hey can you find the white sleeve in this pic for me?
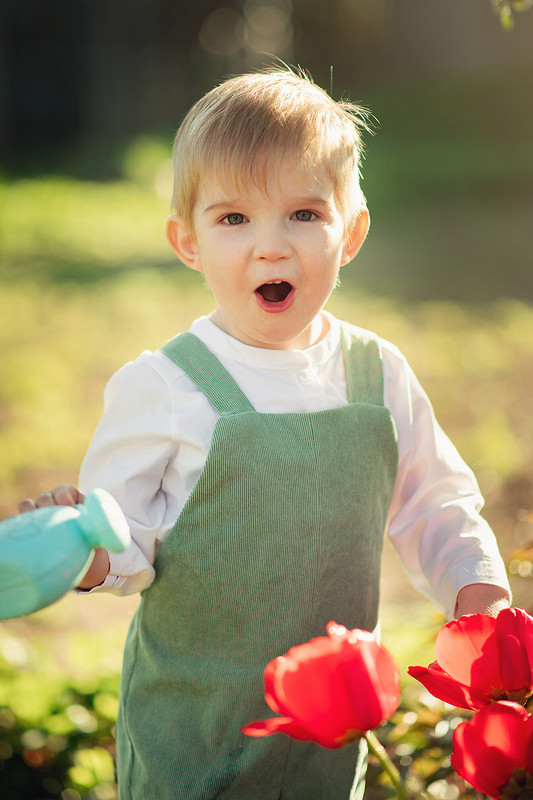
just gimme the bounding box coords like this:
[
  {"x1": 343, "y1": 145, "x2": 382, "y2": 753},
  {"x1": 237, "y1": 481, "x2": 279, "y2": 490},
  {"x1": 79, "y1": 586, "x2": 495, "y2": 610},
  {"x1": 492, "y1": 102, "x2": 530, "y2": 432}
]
[
  {"x1": 78, "y1": 358, "x2": 179, "y2": 595},
  {"x1": 383, "y1": 345, "x2": 510, "y2": 620}
]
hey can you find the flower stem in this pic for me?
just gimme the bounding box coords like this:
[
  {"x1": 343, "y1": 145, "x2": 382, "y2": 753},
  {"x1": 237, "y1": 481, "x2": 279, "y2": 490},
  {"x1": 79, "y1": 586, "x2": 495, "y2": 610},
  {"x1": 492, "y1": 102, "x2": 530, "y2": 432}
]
[{"x1": 365, "y1": 729, "x2": 409, "y2": 800}]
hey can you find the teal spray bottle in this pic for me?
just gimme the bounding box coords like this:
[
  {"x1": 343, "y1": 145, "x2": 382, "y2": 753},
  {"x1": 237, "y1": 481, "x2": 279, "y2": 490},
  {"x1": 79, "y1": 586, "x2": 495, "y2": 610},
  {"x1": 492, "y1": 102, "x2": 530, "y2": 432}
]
[{"x1": 0, "y1": 489, "x2": 130, "y2": 620}]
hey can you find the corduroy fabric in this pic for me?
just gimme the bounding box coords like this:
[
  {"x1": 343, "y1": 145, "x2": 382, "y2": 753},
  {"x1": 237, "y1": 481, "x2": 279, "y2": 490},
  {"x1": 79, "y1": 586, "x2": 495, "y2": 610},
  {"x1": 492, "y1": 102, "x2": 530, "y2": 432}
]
[{"x1": 116, "y1": 325, "x2": 398, "y2": 800}]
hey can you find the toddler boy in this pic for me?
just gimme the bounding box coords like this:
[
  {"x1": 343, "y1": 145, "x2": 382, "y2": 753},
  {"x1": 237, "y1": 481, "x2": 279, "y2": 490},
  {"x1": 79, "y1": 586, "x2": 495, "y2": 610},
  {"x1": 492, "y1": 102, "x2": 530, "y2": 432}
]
[{"x1": 22, "y1": 68, "x2": 510, "y2": 799}]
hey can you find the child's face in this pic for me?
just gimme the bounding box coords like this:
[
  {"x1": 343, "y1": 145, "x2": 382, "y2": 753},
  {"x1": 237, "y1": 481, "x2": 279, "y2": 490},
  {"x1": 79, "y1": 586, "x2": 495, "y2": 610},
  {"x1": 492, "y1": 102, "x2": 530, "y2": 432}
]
[{"x1": 167, "y1": 159, "x2": 368, "y2": 350}]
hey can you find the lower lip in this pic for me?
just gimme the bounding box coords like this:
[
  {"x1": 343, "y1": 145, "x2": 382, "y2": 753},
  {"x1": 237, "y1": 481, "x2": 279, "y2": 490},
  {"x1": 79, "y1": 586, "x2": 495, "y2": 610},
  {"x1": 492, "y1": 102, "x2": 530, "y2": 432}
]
[{"x1": 255, "y1": 287, "x2": 295, "y2": 314}]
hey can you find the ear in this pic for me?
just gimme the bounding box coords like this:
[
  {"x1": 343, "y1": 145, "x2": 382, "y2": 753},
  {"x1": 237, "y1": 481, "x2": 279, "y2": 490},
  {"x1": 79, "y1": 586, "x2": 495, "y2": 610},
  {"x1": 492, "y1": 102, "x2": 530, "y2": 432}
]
[
  {"x1": 341, "y1": 208, "x2": 370, "y2": 266},
  {"x1": 166, "y1": 215, "x2": 203, "y2": 272}
]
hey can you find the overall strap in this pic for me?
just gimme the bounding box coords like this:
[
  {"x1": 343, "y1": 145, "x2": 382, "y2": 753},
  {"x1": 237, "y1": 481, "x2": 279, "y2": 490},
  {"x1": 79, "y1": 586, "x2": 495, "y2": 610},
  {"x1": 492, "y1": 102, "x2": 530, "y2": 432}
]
[
  {"x1": 160, "y1": 333, "x2": 255, "y2": 415},
  {"x1": 340, "y1": 327, "x2": 384, "y2": 406}
]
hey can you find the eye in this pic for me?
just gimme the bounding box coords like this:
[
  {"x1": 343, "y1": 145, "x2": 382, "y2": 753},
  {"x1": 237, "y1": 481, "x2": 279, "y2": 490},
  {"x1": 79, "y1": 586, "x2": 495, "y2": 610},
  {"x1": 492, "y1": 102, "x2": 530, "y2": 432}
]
[
  {"x1": 293, "y1": 209, "x2": 315, "y2": 222},
  {"x1": 223, "y1": 213, "x2": 245, "y2": 225}
]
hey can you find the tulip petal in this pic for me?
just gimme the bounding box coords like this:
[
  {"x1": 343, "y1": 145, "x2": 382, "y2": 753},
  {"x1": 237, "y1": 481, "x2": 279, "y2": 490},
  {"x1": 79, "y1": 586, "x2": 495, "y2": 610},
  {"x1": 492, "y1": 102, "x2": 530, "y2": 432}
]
[
  {"x1": 263, "y1": 657, "x2": 287, "y2": 715},
  {"x1": 407, "y1": 663, "x2": 488, "y2": 710},
  {"x1": 451, "y1": 702, "x2": 533, "y2": 798},
  {"x1": 527, "y1": 728, "x2": 533, "y2": 774},
  {"x1": 340, "y1": 638, "x2": 400, "y2": 729},
  {"x1": 496, "y1": 608, "x2": 533, "y2": 696},
  {"x1": 434, "y1": 614, "x2": 501, "y2": 694},
  {"x1": 326, "y1": 621, "x2": 349, "y2": 637},
  {"x1": 242, "y1": 716, "x2": 313, "y2": 742},
  {"x1": 263, "y1": 634, "x2": 356, "y2": 743},
  {"x1": 242, "y1": 714, "x2": 351, "y2": 749}
]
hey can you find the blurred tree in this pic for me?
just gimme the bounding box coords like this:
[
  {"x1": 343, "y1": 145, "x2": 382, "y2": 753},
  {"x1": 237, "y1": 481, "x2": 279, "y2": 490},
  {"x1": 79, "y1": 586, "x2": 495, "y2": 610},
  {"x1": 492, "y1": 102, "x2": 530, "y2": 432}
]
[
  {"x1": 1, "y1": 0, "x2": 90, "y2": 156},
  {"x1": 2, "y1": 0, "x2": 532, "y2": 165}
]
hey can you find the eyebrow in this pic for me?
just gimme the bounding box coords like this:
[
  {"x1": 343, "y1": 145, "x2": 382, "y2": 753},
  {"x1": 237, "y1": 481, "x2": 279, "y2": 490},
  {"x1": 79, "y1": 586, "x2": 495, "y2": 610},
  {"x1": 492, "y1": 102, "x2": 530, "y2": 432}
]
[
  {"x1": 202, "y1": 195, "x2": 331, "y2": 215},
  {"x1": 203, "y1": 201, "x2": 239, "y2": 215}
]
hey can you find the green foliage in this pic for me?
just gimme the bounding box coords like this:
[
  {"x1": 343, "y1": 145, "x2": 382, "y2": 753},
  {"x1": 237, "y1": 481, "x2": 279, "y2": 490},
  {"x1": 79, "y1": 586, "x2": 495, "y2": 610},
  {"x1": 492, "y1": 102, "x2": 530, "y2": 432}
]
[
  {"x1": 0, "y1": 599, "x2": 125, "y2": 800},
  {"x1": 492, "y1": 0, "x2": 533, "y2": 29},
  {"x1": 365, "y1": 702, "x2": 479, "y2": 800},
  {"x1": 0, "y1": 175, "x2": 171, "y2": 284},
  {"x1": 355, "y1": 68, "x2": 533, "y2": 304}
]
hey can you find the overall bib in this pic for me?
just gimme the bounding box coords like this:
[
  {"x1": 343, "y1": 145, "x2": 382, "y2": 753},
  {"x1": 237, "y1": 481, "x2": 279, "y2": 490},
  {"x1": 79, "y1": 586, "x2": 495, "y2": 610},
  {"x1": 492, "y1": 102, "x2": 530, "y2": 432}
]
[{"x1": 116, "y1": 326, "x2": 398, "y2": 800}]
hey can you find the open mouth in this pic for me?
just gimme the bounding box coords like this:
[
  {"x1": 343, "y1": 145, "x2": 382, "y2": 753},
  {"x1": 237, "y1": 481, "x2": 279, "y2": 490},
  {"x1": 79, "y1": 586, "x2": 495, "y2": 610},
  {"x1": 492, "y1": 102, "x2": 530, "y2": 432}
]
[{"x1": 255, "y1": 280, "x2": 293, "y2": 303}]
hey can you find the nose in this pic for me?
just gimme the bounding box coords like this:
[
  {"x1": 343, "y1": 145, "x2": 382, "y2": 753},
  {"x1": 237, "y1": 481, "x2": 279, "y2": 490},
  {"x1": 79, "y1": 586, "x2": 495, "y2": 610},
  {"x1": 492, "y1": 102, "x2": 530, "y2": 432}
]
[{"x1": 252, "y1": 220, "x2": 291, "y2": 262}]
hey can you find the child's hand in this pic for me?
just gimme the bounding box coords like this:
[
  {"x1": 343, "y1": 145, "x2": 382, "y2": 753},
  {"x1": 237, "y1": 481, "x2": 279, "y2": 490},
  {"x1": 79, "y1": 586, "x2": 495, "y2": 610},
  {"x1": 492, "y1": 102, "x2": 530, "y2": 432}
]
[
  {"x1": 454, "y1": 582, "x2": 511, "y2": 618},
  {"x1": 18, "y1": 484, "x2": 110, "y2": 590},
  {"x1": 18, "y1": 483, "x2": 84, "y2": 512}
]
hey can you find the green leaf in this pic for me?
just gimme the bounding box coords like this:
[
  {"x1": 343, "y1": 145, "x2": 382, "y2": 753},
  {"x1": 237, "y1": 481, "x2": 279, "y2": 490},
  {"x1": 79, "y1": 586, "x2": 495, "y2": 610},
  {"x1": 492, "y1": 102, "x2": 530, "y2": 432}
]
[{"x1": 500, "y1": 6, "x2": 516, "y2": 28}]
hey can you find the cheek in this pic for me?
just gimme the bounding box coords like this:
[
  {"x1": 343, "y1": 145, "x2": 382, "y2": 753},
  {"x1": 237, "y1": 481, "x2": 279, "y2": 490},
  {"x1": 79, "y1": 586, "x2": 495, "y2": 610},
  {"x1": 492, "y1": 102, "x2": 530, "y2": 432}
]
[
  {"x1": 322, "y1": 233, "x2": 347, "y2": 264},
  {"x1": 303, "y1": 225, "x2": 340, "y2": 256}
]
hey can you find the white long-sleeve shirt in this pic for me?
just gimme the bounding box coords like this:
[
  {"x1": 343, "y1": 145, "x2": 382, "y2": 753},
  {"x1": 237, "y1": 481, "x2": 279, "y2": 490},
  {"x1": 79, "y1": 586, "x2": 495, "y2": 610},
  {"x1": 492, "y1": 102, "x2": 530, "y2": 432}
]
[{"x1": 79, "y1": 312, "x2": 510, "y2": 620}]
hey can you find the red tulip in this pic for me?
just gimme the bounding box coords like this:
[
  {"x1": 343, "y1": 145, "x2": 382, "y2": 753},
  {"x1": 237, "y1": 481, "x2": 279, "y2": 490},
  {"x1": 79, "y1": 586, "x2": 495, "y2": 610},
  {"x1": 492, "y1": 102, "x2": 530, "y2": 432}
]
[
  {"x1": 451, "y1": 701, "x2": 533, "y2": 798},
  {"x1": 242, "y1": 621, "x2": 400, "y2": 749},
  {"x1": 408, "y1": 607, "x2": 533, "y2": 711}
]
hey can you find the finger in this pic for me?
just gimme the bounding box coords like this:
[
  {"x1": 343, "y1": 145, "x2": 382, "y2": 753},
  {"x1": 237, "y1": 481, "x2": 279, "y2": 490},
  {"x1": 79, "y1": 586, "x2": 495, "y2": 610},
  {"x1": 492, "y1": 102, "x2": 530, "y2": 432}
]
[
  {"x1": 35, "y1": 492, "x2": 56, "y2": 508},
  {"x1": 51, "y1": 484, "x2": 84, "y2": 506},
  {"x1": 18, "y1": 499, "x2": 36, "y2": 514}
]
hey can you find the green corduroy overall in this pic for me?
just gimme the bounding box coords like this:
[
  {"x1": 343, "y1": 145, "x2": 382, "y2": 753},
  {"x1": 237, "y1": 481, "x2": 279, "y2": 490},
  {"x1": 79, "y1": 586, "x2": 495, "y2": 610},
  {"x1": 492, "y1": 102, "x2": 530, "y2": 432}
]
[{"x1": 116, "y1": 325, "x2": 398, "y2": 800}]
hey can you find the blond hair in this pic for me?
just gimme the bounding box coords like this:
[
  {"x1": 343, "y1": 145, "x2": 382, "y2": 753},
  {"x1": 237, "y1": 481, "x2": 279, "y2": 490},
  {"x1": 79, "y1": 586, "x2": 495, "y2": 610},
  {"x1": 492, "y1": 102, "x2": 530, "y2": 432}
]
[{"x1": 171, "y1": 67, "x2": 371, "y2": 233}]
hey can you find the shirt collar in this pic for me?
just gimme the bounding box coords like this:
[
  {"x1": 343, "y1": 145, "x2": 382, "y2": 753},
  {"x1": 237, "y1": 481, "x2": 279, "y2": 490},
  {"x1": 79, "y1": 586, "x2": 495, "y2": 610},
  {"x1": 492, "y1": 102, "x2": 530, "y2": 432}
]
[{"x1": 190, "y1": 311, "x2": 341, "y2": 371}]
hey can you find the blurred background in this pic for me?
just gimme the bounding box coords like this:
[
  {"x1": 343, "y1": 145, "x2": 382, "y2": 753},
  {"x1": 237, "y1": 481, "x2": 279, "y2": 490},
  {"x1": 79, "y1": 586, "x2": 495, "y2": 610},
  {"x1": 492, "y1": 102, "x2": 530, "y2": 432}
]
[{"x1": 1, "y1": 1, "x2": 533, "y2": 797}]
